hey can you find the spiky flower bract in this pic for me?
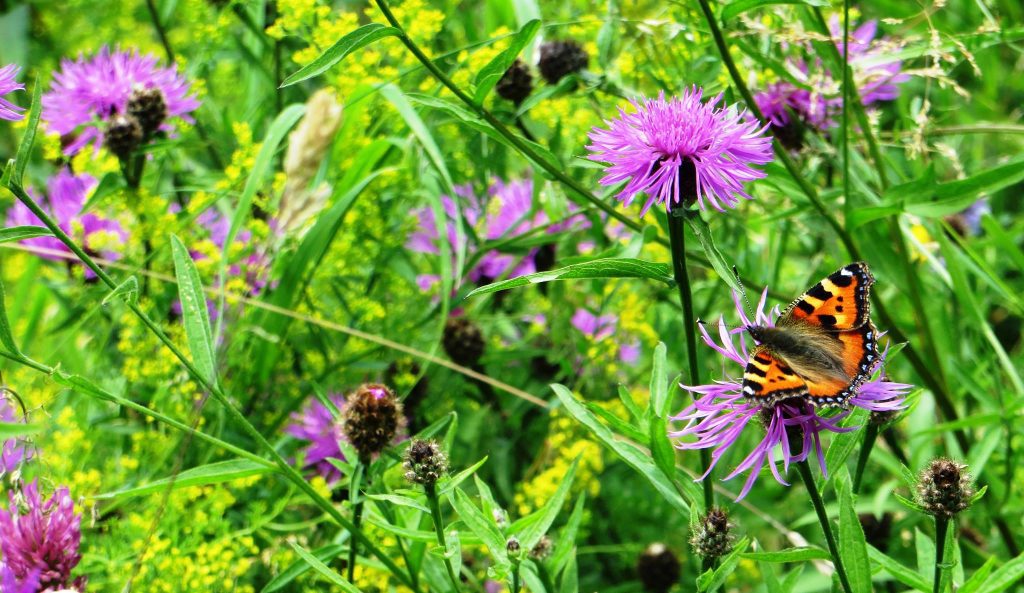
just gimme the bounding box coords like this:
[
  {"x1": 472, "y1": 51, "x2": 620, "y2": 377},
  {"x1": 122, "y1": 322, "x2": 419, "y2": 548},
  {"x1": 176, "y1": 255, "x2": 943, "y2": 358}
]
[
  {"x1": 690, "y1": 507, "x2": 734, "y2": 559},
  {"x1": 42, "y1": 46, "x2": 200, "y2": 155},
  {"x1": 669, "y1": 288, "x2": 910, "y2": 500},
  {"x1": 342, "y1": 383, "x2": 404, "y2": 461},
  {"x1": 0, "y1": 481, "x2": 84, "y2": 592},
  {"x1": 0, "y1": 64, "x2": 25, "y2": 121},
  {"x1": 403, "y1": 439, "x2": 449, "y2": 486},
  {"x1": 285, "y1": 393, "x2": 348, "y2": 484},
  {"x1": 917, "y1": 458, "x2": 975, "y2": 518},
  {"x1": 587, "y1": 88, "x2": 773, "y2": 215}
]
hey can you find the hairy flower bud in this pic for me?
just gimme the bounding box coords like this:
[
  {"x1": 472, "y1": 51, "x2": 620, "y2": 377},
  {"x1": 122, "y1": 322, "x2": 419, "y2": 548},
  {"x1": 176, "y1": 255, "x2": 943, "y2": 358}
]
[
  {"x1": 126, "y1": 85, "x2": 168, "y2": 137},
  {"x1": 403, "y1": 439, "x2": 448, "y2": 487},
  {"x1": 690, "y1": 507, "x2": 734, "y2": 559},
  {"x1": 636, "y1": 542, "x2": 680, "y2": 593},
  {"x1": 529, "y1": 535, "x2": 553, "y2": 560},
  {"x1": 495, "y1": 59, "x2": 533, "y2": 105},
  {"x1": 442, "y1": 317, "x2": 485, "y2": 368},
  {"x1": 104, "y1": 114, "x2": 143, "y2": 159},
  {"x1": 917, "y1": 458, "x2": 974, "y2": 518},
  {"x1": 342, "y1": 384, "x2": 403, "y2": 461},
  {"x1": 506, "y1": 536, "x2": 521, "y2": 555},
  {"x1": 537, "y1": 40, "x2": 589, "y2": 84}
]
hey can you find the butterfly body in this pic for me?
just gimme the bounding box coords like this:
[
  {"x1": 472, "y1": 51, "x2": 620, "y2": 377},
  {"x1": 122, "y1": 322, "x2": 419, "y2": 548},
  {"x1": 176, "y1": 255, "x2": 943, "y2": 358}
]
[{"x1": 741, "y1": 262, "x2": 880, "y2": 407}]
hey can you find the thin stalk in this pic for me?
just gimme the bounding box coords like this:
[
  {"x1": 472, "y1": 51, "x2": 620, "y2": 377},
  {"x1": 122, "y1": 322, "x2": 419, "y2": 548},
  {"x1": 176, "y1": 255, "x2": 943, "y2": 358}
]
[
  {"x1": 347, "y1": 460, "x2": 366, "y2": 582},
  {"x1": 852, "y1": 422, "x2": 879, "y2": 495},
  {"x1": 378, "y1": 500, "x2": 420, "y2": 592},
  {"x1": 933, "y1": 516, "x2": 950, "y2": 593},
  {"x1": 3, "y1": 181, "x2": 417, "y2": 589},
  {"x1": 511, "y1": 561, "x2": 521, "y2": 593},
  {"x1": 666, "y1": 209, "x2": 714, "y2": 514},
  {"x1": 425, "y1": 483, "x2": 462, "y2": 592},
  {"x1": 841, "y1": 0, "x2": 850, "y2": 222},
  {"x1": 796, "y1": 460, "x2": 854, "y2": 593}
]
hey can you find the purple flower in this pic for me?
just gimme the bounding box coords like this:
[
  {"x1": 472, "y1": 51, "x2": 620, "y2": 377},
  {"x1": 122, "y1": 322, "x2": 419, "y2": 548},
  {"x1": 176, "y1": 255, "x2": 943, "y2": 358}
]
[
  {"x1": 42, "y1": 46, "x2": 200, "y2": 155},
  {"x1": 0, "y1": 481, "x2": 85, "y2": 592},
  {"x1": 0, "y1": 64, "x2": 25, "y2": 121},
  {"x1": 669, "y1": 289, "x2": 910, "y2": 500},
  {"x1": 286, "y1": 393, "x2": 349, "y2": 484},
  {"x1": 6, "y1": 169, "x2": 127, "y2": 277},
  {"x1": 571, "y1": 308, "x2": 641, "y2": 364},
  {"x1": 587, "y1": 88, "x2": 774, "y2": 215},
  {"x1": 1, "y1": 565, "x2": 39, "y2": 593},
  {"x1": 830, "y1": 17, "x2": 910, "y2": 106},
  {"x1": 0, "y1": 395, "x2": 33, "y2": 474}
]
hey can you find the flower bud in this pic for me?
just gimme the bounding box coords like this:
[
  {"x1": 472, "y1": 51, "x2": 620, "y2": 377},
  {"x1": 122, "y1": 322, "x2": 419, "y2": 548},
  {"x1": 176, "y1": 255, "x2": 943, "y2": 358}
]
[
  {"x1": 537, "y1": 40, "x2": 589, "y2": 84},
  {"x1": 636, "y1": 542, "x2": 680, "y2": 593},
  {"x1": 529, "y1": 535, "x2": 553, "y2": 560},
  {"x1": 403, "y1": 439, "x2": 448, "y2": 487},
  {"x1": 690, "y1": 507, "x2": 734, "y2": 559},
  {"x1": 126, "y1": 85, "x2": 168, "y2": 137},
  {"x1": 104, "y1": 114, "x2": 143, "y2": 159},
  {"x1": 506, "y1": 536, "x2": 521, "y2": 555},
  {"x1": 917, "y1": 458, "x2": 974, "y2": 518},
  {"x1": 342, "y1": 383, "x2": 403, "y2": 461},
  {"x1": 495, "y1": 59, "x2": 533, "y2": 105},
  {"x1": 442, "y1": 317, "x2": 485, "y2": 368}
]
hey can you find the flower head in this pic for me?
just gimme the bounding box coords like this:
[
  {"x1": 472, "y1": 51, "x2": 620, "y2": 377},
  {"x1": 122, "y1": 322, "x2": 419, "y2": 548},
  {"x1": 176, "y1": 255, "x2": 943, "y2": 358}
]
[
  {"x1": 689, "y1": 507, "x2": 734, "y2": 559},
  {"x1": 0, "y1": 481, "x2": 84, "y2": 592},
  {"x1": 917, "y1": 458, "x2": 974, "y2": 518},
  {"x1": 830, "y1": 17, "x2": 910, "y2": 106},
  {"x1": 342, "y1": 383, "x2": 404, "y2": 461},
  {"x1": 1, "y1": 565, "x2": 39, "y2": 593},
  {"x1": 0, "y1": 64, "x2": 25, "y2": 121},
  {"x1": 587, "y1": 88, "x2": 773, "y2": 215},
  {"x1": 537, "y1": 40, "x2": 589, "y2": 84},
  {"x1": 42, "y1": 46, "x2": 200, "y2": 155},
  {"x1": 403, "y1": 439, "x2": 449, "y2": 487},
  {"x1": 636, "y1": 543, "x2": 680, "y2": 593},
  {"x1": 285, "y1": 393, "x2": 348, "y2": 484},
  {"x1": 669, "y1": 288, "x2": 910, "y2": 500},
  {"x1": 571, "y1": 308, "x2": 641, "y2": 364},
  {"x1": 1, "y1": 394, "x2": 33, "y2": 474}
]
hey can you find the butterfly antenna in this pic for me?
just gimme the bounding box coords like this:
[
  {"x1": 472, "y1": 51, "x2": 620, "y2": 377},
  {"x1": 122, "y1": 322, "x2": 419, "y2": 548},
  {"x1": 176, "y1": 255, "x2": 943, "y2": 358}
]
[{"x1": 733, "y1": 266, "x2": 754, "y2": 323}]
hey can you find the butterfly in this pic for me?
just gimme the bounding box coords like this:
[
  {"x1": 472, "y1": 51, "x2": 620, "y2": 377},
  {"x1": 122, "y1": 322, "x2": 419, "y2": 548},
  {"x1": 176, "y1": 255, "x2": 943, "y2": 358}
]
[{"x1": 741, "y1": 262, "x2": 880, "y2": 407}]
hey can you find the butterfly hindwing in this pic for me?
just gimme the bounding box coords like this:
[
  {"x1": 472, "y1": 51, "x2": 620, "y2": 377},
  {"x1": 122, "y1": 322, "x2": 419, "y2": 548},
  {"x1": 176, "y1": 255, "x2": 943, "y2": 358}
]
[
  {"x1": 742, "y1": 345, "x2": 808, "y2": 404},
  {"x1": 782, "y1": 262, "x2": 874, "y2": 331},
  {"x1": 804, "y1": 322, "x2": 881, "y2": 406}
]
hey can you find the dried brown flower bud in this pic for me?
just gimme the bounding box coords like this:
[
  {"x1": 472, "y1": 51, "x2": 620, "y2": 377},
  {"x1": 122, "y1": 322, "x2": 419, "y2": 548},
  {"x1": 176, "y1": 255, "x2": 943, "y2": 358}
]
[
  {"x1": 342, "y1": 383, "x2": 403, "y2": 461},
  {"x1": 495, "y1": 59, "x2": 533, "y2": 105},
  {"x1": 537, "y1": 40, "x2": 589, "y2": 84},
  {"x1": 917, "y1": 458, "x2": 974, "y2": 518},
  {"x1": 636, "y1": 542, "x2": 680, "y2": 593},
  {"x1": 403, "y1": 439, "x2": 448, "y2": 487},
  {"x1": 126, "y1": 86, "x2": 168, "y2": 137},
  {"x1": 442, "y1": 317, "x2": 485, "y2": 367},
  {"x1": 104, "y1": 114, "x2": 143, "y2": 159}
]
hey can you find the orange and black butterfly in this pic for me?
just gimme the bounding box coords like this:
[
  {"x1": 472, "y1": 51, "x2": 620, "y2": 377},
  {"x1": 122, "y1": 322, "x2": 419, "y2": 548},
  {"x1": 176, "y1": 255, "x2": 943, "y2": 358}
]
[{"x1": 741, "y1": 262, "x2": 880, "y2": 407}]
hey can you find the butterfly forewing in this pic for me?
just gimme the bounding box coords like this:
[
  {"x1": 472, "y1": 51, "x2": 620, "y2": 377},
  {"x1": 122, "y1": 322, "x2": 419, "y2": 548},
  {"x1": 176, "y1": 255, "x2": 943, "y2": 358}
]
[
  {"x1": 782, "y1": 262, "x2": 874, "y2": 331},
  {"x1": 742, "y1": 345, "x2": 809, "y2": 404}
]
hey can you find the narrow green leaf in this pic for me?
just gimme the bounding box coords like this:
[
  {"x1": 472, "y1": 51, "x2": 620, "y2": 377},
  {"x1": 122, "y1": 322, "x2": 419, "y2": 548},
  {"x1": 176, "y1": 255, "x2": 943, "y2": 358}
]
[
  {"x1": 686, "y1": 214, "x2": 742, "y2": 294},
  {"x1": 0, "y1": 421, "x2": 40, "y2": 439},
  {"x1": 449, "y1": 488, "x2": 511, "y2": 575},
  {"x1": 170, "y1": 235, "x2": 218, "y2": 386},
  {"x1": 649, "y1": 414, "x2": 677, "y2": 490},
  {"x1": 261, "y1": 544, "x2": 345, "y2": 593},
  {"x1": 0, "y1": 225, "x2": 51, "y2": 243},
  {"x1": 550, "y1": 493, "x2": 585, "y2": 577},
  {"x1": 742, "y1": 547, "x2": 832, "y2": 563},
  {"x1": 902, "y1": 158, "x2": 1024, "y2": 218},
  {"x1": 649, "y1": 342, "x2": 669, "y2": 417},
  {"x1": 836, "y1": 469, "x2": 872, "y2": 593},
  {"x1": 517, "y1": 458, "x2": 577, "y2": 550},
  {"x1": 102, "y1": 276, "x2": 139, "y2": 306},
  {"x1": 288, "y1": 542, "x2": 361, "y2": 592},
  {"x1": 974, "y1": 552, "x2": 1024, "y2": 593},
  {"x1": 97, "y1": 459, "x2": 275, "y2": 500},
  {"x1": 700, "y1": 537, "x2": 751, "y2": 592},
  {"x1": 560, "y1": 554, "x2": 579, "y2": 593},
  {"x1": 617, "y1": 385, "x2": 645, "y2": 424},
  {"x1": 958, "y1": 555, "x2": 998, "y2": 593},
  {"x1": 13, "y1": 77, "x2": 42, "y2": 184},
  {"x1": 720, "y1": 0, "x2": 829, "y2": 21},
  {"x1": 280, "y1": 24, "x2": 401, "y2": 86},
  {"x1": 438, "y1": 456, "x2": 488, "y2": 496},
  {"x1": 380, "y1": 84, "x2": 454, "y2": 190},
  {"x1": 366, "y1": 493, "x2": 430, "y2": 514},
  {"x1": 0, "y1": 277, "x2": 22, "y2": 356},
  {"x1": 867, "y1": 545, "x2": 931, "y2": 592},
  {"x1": 466, "y1": 258, "x2": 674, "y2": 297},
  {"x1": 473, "y1": 19, "x2": 541, "y2": 103}
]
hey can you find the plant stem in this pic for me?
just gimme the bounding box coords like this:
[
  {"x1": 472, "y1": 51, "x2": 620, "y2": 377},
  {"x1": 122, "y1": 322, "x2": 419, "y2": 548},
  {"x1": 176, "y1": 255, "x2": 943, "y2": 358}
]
[
  {"x1": 348, "y1": 460, "x2": 366, "y2": 582},
  {"x1": 425, "y1": 483, "x2": 462, "y2": 592},
  {"x1": 511, "y1": 561, "x2": 521, "y2": 593},
  {"x1": 933, "y1": 516, "x2": 950, "y2": 593},
  {"x1": 796, "y1": 460, "x2": 854, "y2": 593},
  {"x1": 852, "y1": 422, "x2": 879, "y2": 495},
  {"x1": 666, "y1": 209, "x2": 714, "y2": 514}
]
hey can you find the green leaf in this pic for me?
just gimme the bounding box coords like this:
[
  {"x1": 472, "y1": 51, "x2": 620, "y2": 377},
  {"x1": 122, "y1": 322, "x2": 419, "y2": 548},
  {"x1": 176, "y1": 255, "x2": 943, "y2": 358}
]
[
  {"x1": 0, "y1": 225, "x2": 51, "y2": 243},
  {"x1": 720, "y1": 0, "x2": 829, "y2": 21},
  {"x1": 898, "y1": 158, "x2": 1024, "y2": 218},
  {"x1": 817, "y1": 408, "x2": 867, "y2": 490},
  {"x1": 366, "y1": 493, "x2": 430, "y2": 514},
  {"x1": 649, "y1": 413, "x2": 677, "y2": 493},
  {"x1": 617, "y1": 385, "x2": 645, "y2": 424},
  {"x1": 742, "y1": 547, "x2": 832, "y2": 563},
  {"x1": 550, "y1": 493, "x2": 586, "y2": 577},
  {"x1": 698, "y1": 537, "x2": 750, "y2": 592},
  {"x1": 102, "y1": 276, "x2": 139, "y2": 307},
  {"x1": 473, "y1": 19, "x2": 540, "y2": 104},
  {"x1": 438, "y1": 456, "x2": 488, "y2": 496},
  {"x1": 97, "y1": 459, "x2": 275, "y2": 500},
  {"x1": 836, "y1": 469, "x2": 872, "y2": 593},
  {"x1": 466, "y1": 258, "x2": 673, "y2": 297},
  {"x1": 648, "y1": 342, "x2": 669, "y2": 417},
  {"x1": 170, "y1": 235, "x2": 218, "y2": 387},
  {"x1": 261, "y1": 544, "x2": 345, "y2": 593},
  {"x1": 380, "y1": 84, "x2": 454, "y2": 190},
  {"x1": 686, "y1": 214, "x2": 742, "y2": 294},
  {"x1": 0, "y1": 421, "x2": 40, "y2": 439},
  {"x1": 516, "y1": 458, "x2": 577, "y2": 550},
  {"x1": 13, "y1": 77, "x2": 41, "y2": 184},
  {"x1": 958, "y1": 555, "x2": 998, "y2": 593},
  {"x1": 972, "y1": 552, "x2": 1024, "y2": 593},
  {"x1": 449, "y1": 487, "x2": 511, "y2": 575},
  {"x1": 287, "y1": 542, "x2": 361, "y2": 592},
  {"x1": 867, "y1": 545, "x2": 930, "y2": 592},
  {"x1": 551, "y1": 384, "x2": 691, "y2": 515},
  {"x1": 0, "y1": 277, "x2": 22, "y2": 356},
  {"x1": 280, "y1": 24, "x2": 401, "y2": 86}
]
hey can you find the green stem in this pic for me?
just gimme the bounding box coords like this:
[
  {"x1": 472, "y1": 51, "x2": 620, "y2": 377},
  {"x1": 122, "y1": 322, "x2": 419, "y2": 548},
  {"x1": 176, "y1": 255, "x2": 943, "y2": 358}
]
[
  {"x1": 666, "y1": 209, "x2": 713, "y2": 513},
  {"x1": 425, "y1": 483, "x2": 462, "y2": 592},
  {"x1": 933, "y1": 516, "x2": 950, "y2": 593},
  {"x1": 852, "y1": 422, "x2": 879, "y2": 495},
  {"x1": 348, "y1": 460, "x2": 366, "y2": 582},
  {"x1": 3, "y1": 181, "x2": 417, "y2": 589},
  {"x1": 378, "y1": 500, "x2": 420, "y2": 592},
  {"x1": 796, "y1": 461, "x2": 854, "y2": 593},
  {"x1": 537, "y1": 562, "x2": 556, "y2": 593},
  {"x1": 511, "y1": 560, "x2": 521, "y2": 593}
]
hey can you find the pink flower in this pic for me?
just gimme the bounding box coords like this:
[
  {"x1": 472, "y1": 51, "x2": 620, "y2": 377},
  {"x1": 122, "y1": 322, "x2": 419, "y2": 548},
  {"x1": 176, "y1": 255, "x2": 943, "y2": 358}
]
[
  {"x1": 0, "y1": 64, "x2": 25, "y2": 121},
  {"x1": 0, "y1": 481, "x2": 85, "y2": 592}
]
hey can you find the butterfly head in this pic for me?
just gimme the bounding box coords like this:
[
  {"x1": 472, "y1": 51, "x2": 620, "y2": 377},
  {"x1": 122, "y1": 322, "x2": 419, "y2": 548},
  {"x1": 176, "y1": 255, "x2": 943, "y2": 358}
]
[{"x1": 744, "y1": 324, "x2": 772, "y2": 345}]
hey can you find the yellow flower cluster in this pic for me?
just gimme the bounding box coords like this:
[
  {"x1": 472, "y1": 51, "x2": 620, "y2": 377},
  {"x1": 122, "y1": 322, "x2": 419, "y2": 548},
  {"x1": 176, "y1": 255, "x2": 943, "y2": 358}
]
[{"x1": 514, "y1": 411, "x2": 603, "y2": 516}]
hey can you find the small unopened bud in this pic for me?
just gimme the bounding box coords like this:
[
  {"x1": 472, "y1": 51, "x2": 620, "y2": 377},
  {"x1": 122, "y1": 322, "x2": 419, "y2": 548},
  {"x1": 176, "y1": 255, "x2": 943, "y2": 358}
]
[
  {"x1": 342, "y1": 383, "x2": 403, "y2": 461},
  {"x1": 506, "y1": 536, "x2": 521, "y2": 555},
  {"x1": 403, "y1": 439, "x2": 448, "y2": 487},
  {"x1": 492, "y1": 508, "x2": 508, "y2": 528},
  {"x1": 126, "y1": 86, "x2": 168, "y2": 137},
  {"x1": 495, "y1": 59, "x2": 533, "y2": 105},
  {"x1": 537, "y1": 40, "x2": 589, "y2": 84},
  {"x1": 442, "y1": 317, "x2": 485, "y2": 367},
  {"x1": 917, "y1": 458, "x2": 975, "y2": 518},
  {"x1": 869, "y1": 409, "x2": 901, "y2": 427},
  {"x1": 104, "y1": 114, "x2": 143, "y2": 159},
  {"x1": 529, "y1": 535, "x2": 552, "y2": 560},
  {"x1": 690, "y1": 507, "x2": 734, "y2": 559},
  {"x1": 636, "y1": 542, "x2": 680, "y2": 593}
]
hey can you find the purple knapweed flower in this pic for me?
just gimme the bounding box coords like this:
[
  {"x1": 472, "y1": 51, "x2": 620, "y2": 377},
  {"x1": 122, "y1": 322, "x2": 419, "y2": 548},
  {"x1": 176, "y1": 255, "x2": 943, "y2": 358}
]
[
  {"x1": 0, "y1": 481, "x2": 85, "y2": 592},
  {"x1": 0, "y1": 395, "x2": 33, "y2": 474},
  {"x1": 669, "y1": 289, "x2": 909, "y2": 500},
  {"x1": 830, "y1": 17, "x2": 910, "y2": 106},
  {"x1": 0, "y1": 64, "x2": 25, "y2": 121},
  {"x1": 586, "y1": 88, "x2": 774, "y2": 215},
  {"x1": 286, "y1": 393, "x2": 349, "y2": 484},
  {"x1": 571, "y1": 308, "x2": 640, "y2": 364},
  {"x1": 42, "y1": 46, "x2": 200, "y2": 155},
  {"x1": 6, "y1": 169, "x2": 127, "y2": 277}
]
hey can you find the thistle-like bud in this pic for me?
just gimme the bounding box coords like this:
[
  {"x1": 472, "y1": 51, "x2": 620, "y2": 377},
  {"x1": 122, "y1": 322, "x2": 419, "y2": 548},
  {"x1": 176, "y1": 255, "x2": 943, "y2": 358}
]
[
  {"x1": 506, "y1": 536, "x2": 521, "y2": 555},
  {"x1": 126, "y1": 86, "x2": 168, "y2": 137},
  {"x1": 342, "y1": 383, "x2": 403, "y2": 461},
  {"x1": 529, "y1": 535, "x2": 553, "y2": 560},
  {"x1": 442, "y1": 317, "x2": 485, "y2": 368},
  {"x1": 690, "y1": 507, "x2": 734, "y2": 559},
  {"x1": 495, "y1": 59, "x2": 533, "y2": 105},
  {"x1": 869, "y1": 408, "x2": 901, "y2": 427},
  {"x1": 537, "y1": 40, "x2": 589, "y2": 84},
  {"x1": 917, "y1": 458, "x2": 974, "y2": 518},
  {"x1": 403, "y1": 439, "x2": 448, "y2": 487},
  {"x1": 104, "y1": 114, "x2": 143, "y2": 159},
  {"x1": 636, "y1": 542, "x2": 680, "y2": 593}
]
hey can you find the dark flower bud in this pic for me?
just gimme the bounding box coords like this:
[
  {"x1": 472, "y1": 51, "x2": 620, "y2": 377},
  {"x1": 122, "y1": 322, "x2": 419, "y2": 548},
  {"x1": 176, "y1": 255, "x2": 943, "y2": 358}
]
[
  {"x1": 858, "y1": 512, "x2": 893, "y2": 552},
  {"x1": 529, "y1": 535, "x2": 553, "y2": 560},
  {"x1": 690, "y1": 507, "x2": 734, "y2": 559},
  {"x1": 342, "y1": 383, "x2": 403, "y2": 461},
  {"x1": 537, "y1": 40, "x2": 589, "y2": 84},
  {"x1": 104, "y1": 114, "x2": 143, "y2": 159},
  {"x1": 403, "y1": 439, "x2": 448, "y2": 487},
  {"x1": 917, "y1": 458, "x2": 974, "y2": 518},
  {"x1": 495, "y1": 59, "x2": 533, "y2": 105},
  {"x1": 506, "y1": 536, "x2": 521, "y2": 555},
  {"x1": 442, "y1": 317, "x2": 485, "y2": 368},
  {"x1": 126, "y1": 86, "x2": 168, "y2": 137},
  {"x1": 636, "y1": 542, "x2": 680, "y2": 593},
  {"x1": 869, "y1": 409, "x2": 901, "y2": 427}
]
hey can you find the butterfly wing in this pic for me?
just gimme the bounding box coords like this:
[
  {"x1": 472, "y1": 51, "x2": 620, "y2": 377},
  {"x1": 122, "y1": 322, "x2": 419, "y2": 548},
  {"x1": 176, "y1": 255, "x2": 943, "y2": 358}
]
[
  {"x1": 800, "y1": 321, "x2": 882, "y2": 404},
  {"x1": 742, "y1": 345, "x2": 809, "y2": 404},
  {"x1": 781, "y1": 262, "x2": 874, "y2": 330}
]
